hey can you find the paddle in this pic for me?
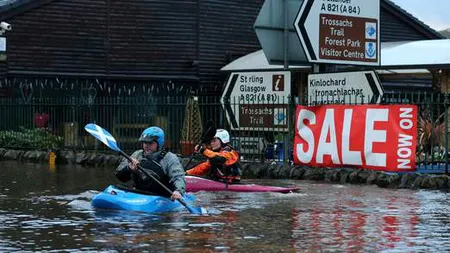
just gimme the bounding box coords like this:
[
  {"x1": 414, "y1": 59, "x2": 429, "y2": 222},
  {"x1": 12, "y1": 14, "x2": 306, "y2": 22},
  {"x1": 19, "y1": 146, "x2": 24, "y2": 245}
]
[
  {"x1": 184, "y1": 119, "x2": 216, "y2": 170},
  {"x1": 84, "y1": 123, "x2": 207, "y2": 215}
]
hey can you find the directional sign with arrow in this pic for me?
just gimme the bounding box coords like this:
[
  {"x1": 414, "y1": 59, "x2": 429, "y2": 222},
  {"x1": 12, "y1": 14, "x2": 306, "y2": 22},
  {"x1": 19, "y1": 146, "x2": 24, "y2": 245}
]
[
  {"x1": 253, "y1": 0, "x2": 307, "y2": 66},
  {"x1": 294, "y1": 0, "x2": 380, "y2": 66},
  {"x1": 308, "y1": 70, "x2": 384, "y2": 105},
  {"x1": 221, "y1": 71, "x2": 291, "y2": 131}
]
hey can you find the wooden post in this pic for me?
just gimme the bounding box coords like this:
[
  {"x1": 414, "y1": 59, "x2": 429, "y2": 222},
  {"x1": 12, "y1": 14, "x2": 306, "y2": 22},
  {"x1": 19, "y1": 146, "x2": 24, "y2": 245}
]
[
  {"x1": 441, "y1": 70, "x2": 450, "y2": 167},
  {"x1": 441, "y1": 69, "x2": 450, "y2": 93}
]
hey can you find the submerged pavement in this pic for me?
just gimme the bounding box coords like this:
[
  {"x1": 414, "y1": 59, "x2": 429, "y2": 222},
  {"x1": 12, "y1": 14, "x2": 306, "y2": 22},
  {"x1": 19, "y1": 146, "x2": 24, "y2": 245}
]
[{"x1": 0, "y1": 148, "x2": 449, "y2": 191}]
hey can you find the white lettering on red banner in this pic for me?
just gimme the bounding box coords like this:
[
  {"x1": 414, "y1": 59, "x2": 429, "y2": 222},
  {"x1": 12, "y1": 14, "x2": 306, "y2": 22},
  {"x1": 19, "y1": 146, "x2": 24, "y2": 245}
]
[{"x1": 293, "y1": 105, "x2": 417, "y2": 172}]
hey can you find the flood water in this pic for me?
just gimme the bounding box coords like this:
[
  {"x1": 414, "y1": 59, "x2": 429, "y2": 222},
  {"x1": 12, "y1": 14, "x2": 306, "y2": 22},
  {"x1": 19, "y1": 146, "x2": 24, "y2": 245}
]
[{"x1": 1, "y1": 160, "x2": 450, "y2": 252}]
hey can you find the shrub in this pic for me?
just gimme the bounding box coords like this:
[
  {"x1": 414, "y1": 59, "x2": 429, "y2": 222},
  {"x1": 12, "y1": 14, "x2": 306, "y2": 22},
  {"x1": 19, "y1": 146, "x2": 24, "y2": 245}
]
[{"x1": 0, "y1": 127, "x2": 63, "y2": 150}]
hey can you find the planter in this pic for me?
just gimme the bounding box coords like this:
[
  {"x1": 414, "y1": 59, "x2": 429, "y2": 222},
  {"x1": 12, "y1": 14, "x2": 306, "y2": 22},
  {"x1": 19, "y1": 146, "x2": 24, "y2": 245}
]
[
  {"x1": 180, "y1": 140, "x2": 196, "y2": 156},
  {"x1": 63, "y1": 122, "x2": 79, "y2": 147}
]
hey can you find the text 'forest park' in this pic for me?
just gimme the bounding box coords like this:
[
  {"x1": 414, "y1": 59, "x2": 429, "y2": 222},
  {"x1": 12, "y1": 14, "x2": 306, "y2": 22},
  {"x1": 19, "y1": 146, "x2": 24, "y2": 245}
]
[{"x1": 321, "y1": 16, "x2": 364, "y2": 59}]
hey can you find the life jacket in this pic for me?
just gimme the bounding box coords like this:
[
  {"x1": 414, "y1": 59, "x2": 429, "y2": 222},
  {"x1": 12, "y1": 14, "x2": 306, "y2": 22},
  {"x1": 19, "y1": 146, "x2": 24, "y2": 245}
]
[
  {"x1": 132, "y1": 150, "x2": 170, "y2": 197},
  {"x1": 208, "y1": 145, "x2": 241, "y2": 184}
]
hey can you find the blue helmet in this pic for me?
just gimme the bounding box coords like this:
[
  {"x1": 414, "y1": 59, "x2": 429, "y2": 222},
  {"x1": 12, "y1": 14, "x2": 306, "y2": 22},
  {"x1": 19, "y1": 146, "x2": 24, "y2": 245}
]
[{"x1": 139, "y1": 126, "x2": 164, "y2": 149}]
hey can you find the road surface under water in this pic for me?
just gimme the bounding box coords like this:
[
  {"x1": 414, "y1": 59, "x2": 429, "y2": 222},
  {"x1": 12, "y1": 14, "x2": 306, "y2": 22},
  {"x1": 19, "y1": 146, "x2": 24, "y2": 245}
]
[{"x1": 0, "y1": 160, "x2": 450, "y2": 252}]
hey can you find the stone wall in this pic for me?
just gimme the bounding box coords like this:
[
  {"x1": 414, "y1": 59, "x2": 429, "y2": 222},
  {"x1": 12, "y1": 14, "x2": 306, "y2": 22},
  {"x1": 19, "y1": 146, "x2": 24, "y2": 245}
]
[{"x1": 1, "y1": 148, "x2": 449, "y2": 191}]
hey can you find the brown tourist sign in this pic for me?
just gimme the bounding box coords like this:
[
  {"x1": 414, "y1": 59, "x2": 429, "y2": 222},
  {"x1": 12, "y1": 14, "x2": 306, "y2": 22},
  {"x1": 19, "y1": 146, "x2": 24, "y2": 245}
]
[
  {"x1": 220, "y1": 71, "x2": 291, "y2": 131},
  {"x1": 294, "y1": 0, "x2": 380, "y2": 66}
]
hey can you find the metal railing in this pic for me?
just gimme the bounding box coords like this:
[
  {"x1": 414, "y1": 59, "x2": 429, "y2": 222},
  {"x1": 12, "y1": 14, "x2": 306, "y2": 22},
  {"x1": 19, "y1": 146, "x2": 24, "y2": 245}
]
[{"x1": 0, "y1": 92, "x2": 449, "y2": 172}]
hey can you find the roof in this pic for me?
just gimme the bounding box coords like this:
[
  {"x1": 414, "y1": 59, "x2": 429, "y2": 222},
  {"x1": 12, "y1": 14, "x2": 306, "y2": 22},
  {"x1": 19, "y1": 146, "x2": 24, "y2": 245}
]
[
  {"x1": 0, "y1": 0, "x2": 444, "y2": 39},
  {"x1": 0, "y1": 0, "x2": 17, "y2": 6},
  {"x1": 0, "y1": 0, "x2": 24, "y2": 12},
  {"x1": 383, "y1": 0, "x2": 444, "y2": 39},
  {"x1": 222, "y1": 39, "x2": 450, "y2": 71},
  {"x1": 0, "y1": 0, "x2": 52, "y2": 20},
  {"x1": 221, "y1": 50, "x2": 309, "y2": 71},
  {"x1": 376, "y1": 69, "x2": 430, "y2": 75},
  {"x1": 381, "y1": 39, "x2": 450, "y2": 69}
]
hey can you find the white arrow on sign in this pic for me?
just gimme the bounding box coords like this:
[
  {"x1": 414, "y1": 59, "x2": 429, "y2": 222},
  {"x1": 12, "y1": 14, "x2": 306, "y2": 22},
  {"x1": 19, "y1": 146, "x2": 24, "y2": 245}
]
[
  {"x1": 294, "y1": 0, "x2": 380, "y2": 66},
  {"x1": 220, "y1": 71, "x2": 291, "y2": 131},
  {"x1": 308, "y1": 70, "x2": 384, "y2": 105}
]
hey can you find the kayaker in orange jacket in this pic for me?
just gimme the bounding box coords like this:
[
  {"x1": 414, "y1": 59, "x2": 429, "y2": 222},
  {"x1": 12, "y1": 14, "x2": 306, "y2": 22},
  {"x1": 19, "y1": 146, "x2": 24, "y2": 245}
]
[{"x1": 186, "y1": 129, "x2": 242, "y2": 183}]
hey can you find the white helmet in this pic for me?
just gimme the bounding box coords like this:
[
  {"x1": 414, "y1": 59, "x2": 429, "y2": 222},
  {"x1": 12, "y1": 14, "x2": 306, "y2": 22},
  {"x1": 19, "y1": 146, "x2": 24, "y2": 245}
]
[{"x1": 214, "y1": 129, "x2": 230, "y2": 144}]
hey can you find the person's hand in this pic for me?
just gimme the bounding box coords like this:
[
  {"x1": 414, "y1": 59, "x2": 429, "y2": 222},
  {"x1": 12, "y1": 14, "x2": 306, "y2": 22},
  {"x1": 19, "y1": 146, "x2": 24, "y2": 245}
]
[
  {"x1": 128, "y1": 158, "x2": 139, "y2": 171},
  {"x1": 171, "y1": 190, "x2": 182, "y2": 200},
  {"x1": 194, "y1": 144, "x2": 206, "y2": 154}
]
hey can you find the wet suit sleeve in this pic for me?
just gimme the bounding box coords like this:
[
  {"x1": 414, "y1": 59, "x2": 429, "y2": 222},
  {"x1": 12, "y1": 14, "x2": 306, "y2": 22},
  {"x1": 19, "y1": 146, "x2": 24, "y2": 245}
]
[
  {"x1": 203, "y1": 148, "x2": 239, "y2": 167},
  {"x1": 186, "y1": 160, "x2": 211, "y2": 176},
  {"x1": 186, "y1": 147, "x2": 239, "y2": 176},
  {"x1": 115, "y1": 157, "x2": 132, "y2": 182},
  {"x1": 164, "y1": 153, "x2": 186, "y2": 195},
  {"x1": 115, "y1": 150, "x2": 141, "y2": 182}
]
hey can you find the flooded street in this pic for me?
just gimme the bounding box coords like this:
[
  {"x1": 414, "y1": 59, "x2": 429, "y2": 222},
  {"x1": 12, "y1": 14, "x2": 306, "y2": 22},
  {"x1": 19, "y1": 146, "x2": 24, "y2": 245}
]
[{"x1": 1, "y1": 160, "x2": 450, "y2": 252}]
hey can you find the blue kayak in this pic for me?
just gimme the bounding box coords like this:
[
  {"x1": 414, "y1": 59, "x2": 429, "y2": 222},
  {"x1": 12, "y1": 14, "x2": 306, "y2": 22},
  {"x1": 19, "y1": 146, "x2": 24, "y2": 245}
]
[{"x1": 91, "y1": 185, "x2": 197, "y2": 213}]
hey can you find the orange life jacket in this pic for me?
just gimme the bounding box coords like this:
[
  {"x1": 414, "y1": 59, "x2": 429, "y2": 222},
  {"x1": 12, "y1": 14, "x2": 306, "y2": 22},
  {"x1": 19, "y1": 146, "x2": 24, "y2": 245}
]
[{"x1": 186, "y1": 145, "x2": 241, "y2": 183}]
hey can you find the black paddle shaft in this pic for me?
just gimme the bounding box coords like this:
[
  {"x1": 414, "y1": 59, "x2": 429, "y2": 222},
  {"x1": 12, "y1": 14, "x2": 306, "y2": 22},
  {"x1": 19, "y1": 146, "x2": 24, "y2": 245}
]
[
  {"x1": 184, "y1": 121, "x2": 216, "y2": 170},
  {"x1": 119, "y1": 150, "x2": 192, "y2": 208}
]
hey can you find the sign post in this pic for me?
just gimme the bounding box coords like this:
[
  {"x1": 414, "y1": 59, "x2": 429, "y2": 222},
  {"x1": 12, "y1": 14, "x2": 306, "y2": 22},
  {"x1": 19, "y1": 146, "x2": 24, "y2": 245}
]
[
  {"x1": 308, "y1": 70, "x2": 384, "y2": 105},
  {"x1": 294, "y1": 0, "x2": 380, "y2": 66},
  {"x1": 221, "y1": 71, "x2": 291, "y2": 131}
]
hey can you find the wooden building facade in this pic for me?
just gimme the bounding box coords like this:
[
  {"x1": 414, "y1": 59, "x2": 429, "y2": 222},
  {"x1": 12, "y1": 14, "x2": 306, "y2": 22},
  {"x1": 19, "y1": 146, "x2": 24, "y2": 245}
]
[
  {"x1": 0, "y1": 0, "x2": 265, "y2": 98},
  {"x1": 0, "y1": 0, "x2": 444, "y2": 99}
]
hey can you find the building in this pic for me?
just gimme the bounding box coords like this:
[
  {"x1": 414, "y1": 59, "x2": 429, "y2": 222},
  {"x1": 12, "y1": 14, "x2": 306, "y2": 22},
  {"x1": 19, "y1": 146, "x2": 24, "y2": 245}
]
[
  {"x1": 0, "y1": 0, "x2": 447, "y2": 153},
  {"x1": 0, "y1": 0, "x2": 445, "y2": 99}
]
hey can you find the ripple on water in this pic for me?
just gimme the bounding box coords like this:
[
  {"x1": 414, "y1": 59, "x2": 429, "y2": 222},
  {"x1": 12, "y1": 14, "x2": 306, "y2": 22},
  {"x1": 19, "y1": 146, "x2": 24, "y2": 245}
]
[
  {"x1": 0, "y1": 246, "x2": 20, "y2": 252},
  {"x1": 188, "y1": 223, "x2": 224, "y2": 228},
  {"x1": 243, "y1": 236, "x2": 260, "y2": 239},
  {"x1": 19, "y1": 217, "x2": 89, "y2": 230},
  {"x1": 34, "y1": 190, "x2": 98, "y2": 203}
]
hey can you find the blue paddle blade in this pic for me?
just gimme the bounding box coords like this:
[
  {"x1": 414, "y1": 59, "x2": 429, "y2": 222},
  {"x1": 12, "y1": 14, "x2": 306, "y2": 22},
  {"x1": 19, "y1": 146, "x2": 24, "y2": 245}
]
[
  {"x1": 84, "y1": 123, "x2": 121, "y2": 152},
  {"x1": 197, "y1": 207, "x2": 208, "y2": 215},
  {"x1": 186, "y1": 205, "x2": 208, "y2": 215}
]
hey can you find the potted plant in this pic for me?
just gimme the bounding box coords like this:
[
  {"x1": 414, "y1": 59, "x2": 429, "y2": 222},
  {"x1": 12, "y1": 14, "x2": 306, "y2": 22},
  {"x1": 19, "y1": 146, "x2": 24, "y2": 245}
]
[
  {"x1": 180, "y1": 96, "x2": 203, "y2": 155},
  {"x1": 417, "y1": 110, "x2": 446, "y2": 163}
]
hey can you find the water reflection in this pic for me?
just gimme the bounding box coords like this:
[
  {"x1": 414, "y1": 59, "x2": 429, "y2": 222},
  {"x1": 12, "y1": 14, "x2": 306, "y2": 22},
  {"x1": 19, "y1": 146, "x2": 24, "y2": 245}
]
[
  {"x1": 1, "y1": 161, "x2": 450, "y2": 252},
  {"x1": 289, "y1": 185, "x2": 446, "y2": 252}
]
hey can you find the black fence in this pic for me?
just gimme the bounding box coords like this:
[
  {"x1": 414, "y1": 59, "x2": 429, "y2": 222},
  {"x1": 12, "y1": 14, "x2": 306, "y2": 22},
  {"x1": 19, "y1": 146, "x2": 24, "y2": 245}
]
[{"x1": 0, "y1": 92, "x2": 449, "y2": 172}]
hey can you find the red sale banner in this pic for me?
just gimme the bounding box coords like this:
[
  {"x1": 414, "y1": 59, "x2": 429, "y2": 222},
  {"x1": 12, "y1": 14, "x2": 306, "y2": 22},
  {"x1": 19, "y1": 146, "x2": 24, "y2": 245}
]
[{"x1": 293, "y1": 104, "x2": 418, "y2": 172}]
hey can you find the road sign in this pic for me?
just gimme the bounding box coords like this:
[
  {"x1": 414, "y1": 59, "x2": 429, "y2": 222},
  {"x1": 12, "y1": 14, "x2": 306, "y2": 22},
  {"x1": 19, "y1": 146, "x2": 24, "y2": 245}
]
[
  {"x1": 221, "y1": 71, "x2": 291, "y2": 131},
  {"x1": 294, "y1": 0, "x2": 380, "y2": 65},
  {"x1": 308, "y1": 71, "x2": 384, "y2": 105},
  {"x1": 253, "y1": 0, "x2": 308, "y2": 65}
]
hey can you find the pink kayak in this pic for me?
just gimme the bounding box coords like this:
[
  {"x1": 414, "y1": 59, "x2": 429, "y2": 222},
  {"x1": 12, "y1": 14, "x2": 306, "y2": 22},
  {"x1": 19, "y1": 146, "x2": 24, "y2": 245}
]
[{"x1": 186, "y1": 176, "x2": 300, "y2": 193}]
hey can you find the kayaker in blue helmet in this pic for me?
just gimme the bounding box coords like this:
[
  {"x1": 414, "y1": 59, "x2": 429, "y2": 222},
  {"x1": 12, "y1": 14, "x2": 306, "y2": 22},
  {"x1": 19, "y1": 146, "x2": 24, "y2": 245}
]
[
  {"x1": 186, "y1": 129, "x2": 242, "y2": 183},
  {"x1": 115, "y1": 126, "x2": 186, "y2": 200}
]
